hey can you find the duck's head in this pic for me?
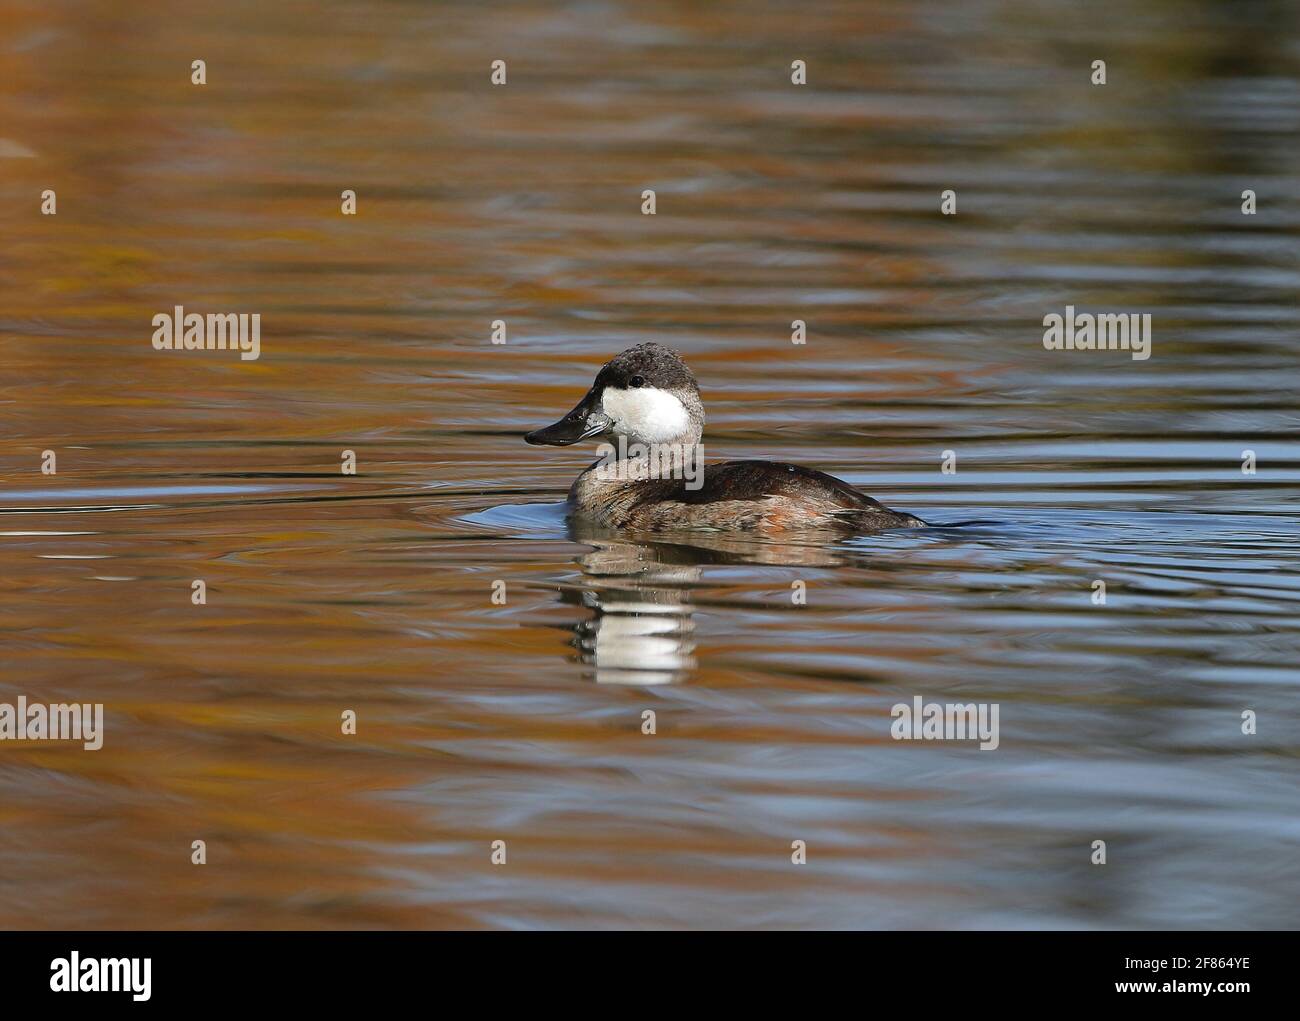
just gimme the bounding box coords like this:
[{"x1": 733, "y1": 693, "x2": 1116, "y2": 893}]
[{"x1": 525, "y1": 343, "x2": 704, "y2": 448}]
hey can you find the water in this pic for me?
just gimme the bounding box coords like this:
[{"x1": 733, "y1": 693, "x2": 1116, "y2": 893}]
[{"x1": 1, "y1": 0, "x2": 1297, "y2": 929}]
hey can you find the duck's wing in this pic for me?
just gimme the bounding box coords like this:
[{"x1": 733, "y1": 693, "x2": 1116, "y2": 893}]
[{"x1": 681, "y1": 460, "x2": 886, "y2": 509}]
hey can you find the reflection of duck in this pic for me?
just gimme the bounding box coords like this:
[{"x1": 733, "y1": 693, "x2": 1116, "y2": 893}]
[
  {"x1": 525, "y1": 343, "x2": 926, "y2": 533},
  {"x1": 568, "y1": 533, "x2": 699, "y2": 685},
  {"x1": 561, "y1": 518, "x2": 865, "y2": 685}
]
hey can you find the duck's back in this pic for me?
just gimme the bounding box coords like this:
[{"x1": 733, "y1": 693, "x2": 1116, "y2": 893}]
[{"x1": 599, "y1": 460, "x2": 924, "y2": 532}]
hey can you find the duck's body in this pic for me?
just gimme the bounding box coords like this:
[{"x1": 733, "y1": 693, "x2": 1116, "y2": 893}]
[
  {"x1": 526, "y1": 343, "x2": 925, "y2": 534},
  {"x1": 570, "y1": 458, "x2": 923, "y2": 532}
]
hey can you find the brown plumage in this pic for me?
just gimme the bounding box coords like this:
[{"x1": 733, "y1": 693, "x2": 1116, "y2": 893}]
[{"x1": 527, "y1": 344, "x2": 926, "y2": 534}]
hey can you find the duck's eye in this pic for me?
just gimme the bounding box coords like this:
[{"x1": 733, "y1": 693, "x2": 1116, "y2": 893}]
[{"x1": 628, "y1": 375, "x2": 645, "y2": 388}]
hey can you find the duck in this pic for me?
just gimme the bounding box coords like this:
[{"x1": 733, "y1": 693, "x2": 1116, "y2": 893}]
[{"x1": 524, "y1": 343, "x2": 926, "y2": 533}]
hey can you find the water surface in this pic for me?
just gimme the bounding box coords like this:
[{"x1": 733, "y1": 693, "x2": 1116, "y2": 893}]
[{"x1": 1, "y1": 0, "x2": 1297, "y2": 929}]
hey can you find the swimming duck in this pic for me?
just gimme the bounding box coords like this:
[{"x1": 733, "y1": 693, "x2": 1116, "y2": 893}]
[{"x1": 525, "y1": 343, "x2": 925, "y2": 532}]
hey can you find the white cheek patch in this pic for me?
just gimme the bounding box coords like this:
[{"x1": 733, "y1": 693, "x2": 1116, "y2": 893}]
[{"x1": 601, "y1": 387, "x2": 689, "y2": 443}]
